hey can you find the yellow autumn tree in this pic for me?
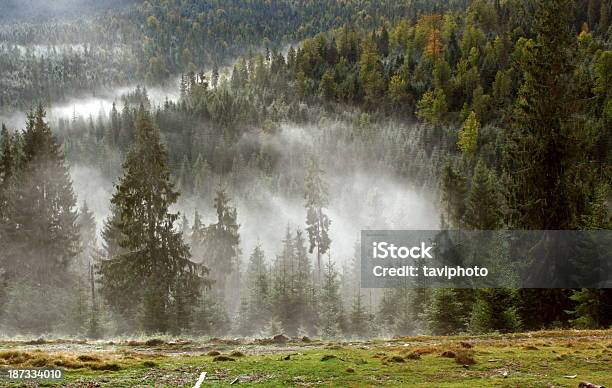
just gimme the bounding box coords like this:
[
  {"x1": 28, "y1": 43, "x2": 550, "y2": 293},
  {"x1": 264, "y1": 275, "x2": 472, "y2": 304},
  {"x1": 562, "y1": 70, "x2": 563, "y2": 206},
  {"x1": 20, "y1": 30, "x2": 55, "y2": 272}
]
[
  {"x1": 425, "y1": 28, "x2": 443, "y2": 59},
  {"x1": 458, "y1": 111, "x2": 480, "y2": 154}
]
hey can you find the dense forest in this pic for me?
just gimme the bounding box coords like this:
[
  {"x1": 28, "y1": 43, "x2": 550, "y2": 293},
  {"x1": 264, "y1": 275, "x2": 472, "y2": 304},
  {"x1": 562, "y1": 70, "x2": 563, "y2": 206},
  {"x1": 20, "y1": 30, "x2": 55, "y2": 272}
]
[{"x1": 0, "y1": 0, "x2": 611, "y2": 340}]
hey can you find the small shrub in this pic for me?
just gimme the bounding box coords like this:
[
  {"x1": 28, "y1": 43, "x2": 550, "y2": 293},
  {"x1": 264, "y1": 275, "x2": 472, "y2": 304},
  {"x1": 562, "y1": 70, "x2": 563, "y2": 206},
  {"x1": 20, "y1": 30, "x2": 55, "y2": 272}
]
[
  {"x1": 230, "y1": 351, "x2": 245, "y2": 357},
  {"x1": 29, "y1": 356, "x2": 51, "y2": 367},
  {"x1": 145, "y1": 339, "x2": 165, "y2": 346},
  {"x1": 90, "y1": 362, "x2": 121, "y2": 371},
  {"x1": 441, "y1": 350, "x2": 456, "y2": 358},
  {"x1": 404, "y1": 353, "x2": 420, "y2": 360},
  {"x1": 142, "y1": 361, "x2": 157, "y2": 368},
  {"x1": 455, "y1": 350, "x2": 476, "y2": 365},
  {"x1": 0, "y1": 351, "x2": 31, "y2": 364},
  {"x1": 77, "y1": 355, "x2": 100, "y2": 362},
  {"x1": 213, "y1": 355, "x2": 235, "y2": 362},
  {"x1": 25, "y1": 338, "x2": 47, "y2": 345},
  {"x1": 321, "y1": 354, "x2": 337, "y2": 361},
  {"x1": 207, "y1": 350, "x2": 221, "y2": 356}
]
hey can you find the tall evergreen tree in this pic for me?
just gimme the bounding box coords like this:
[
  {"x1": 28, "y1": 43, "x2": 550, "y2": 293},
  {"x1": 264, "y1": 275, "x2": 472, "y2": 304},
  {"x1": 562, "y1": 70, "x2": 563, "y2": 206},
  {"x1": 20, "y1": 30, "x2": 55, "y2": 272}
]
[
  {"x1": 318, "y1": 257, "x2": 344, "y2": 338},
  {"x1": 304, "y1": 162, "x2": 331, "y2": 282},
  {"x1": 0, "y1": 124, "x2": 14, "y2": 222},
  {"x1": 99, "y1": 108, "x2": 201, "y2": 333},
  {"x1": 463, "y1": 160, "x2": 503, "y2": 229},
  {"x1": 505, "y1": 0, "x2": 599, "y2": 328},
  {"x1": 246, "y1": 243, "x2": 271, "y2": 334},
  {"x1": 271, "y1": 227, "x2": 298, "y2": 335},
  {"x1": 201, "y1": 186, "x2": 240, "y2": 304},
  {"x1": 506, "y1": 0, "x2": 588, "y2": 229},
  {"x1": 5, "y1": 105, "x2": 79, "y2": 284},
  {"x1": 1, "y1": 106, "x2": 80, "y2": 333}
]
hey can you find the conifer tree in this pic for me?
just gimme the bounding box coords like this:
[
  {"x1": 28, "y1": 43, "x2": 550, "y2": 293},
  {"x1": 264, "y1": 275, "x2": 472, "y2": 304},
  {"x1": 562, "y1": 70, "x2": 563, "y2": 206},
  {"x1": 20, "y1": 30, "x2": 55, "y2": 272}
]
[
  {"x1": 458, "y1": 111, "x2": 480, "y2": 154},
  {"x1": 76, "y1": 201, "x2": 98, "y2": 273},
  {"x1": 0, "y1": 124, "x2": 14, "y2": 220},
  {"x1": 6, "y1": 105, "x2": 79, "y2": 284},
  {"x1": 569, "y1": 288, "x2": 612, "y2": 328},
  {"x1": 349, "y1": 293, "x2": 372, "y2": 338},
  {"x1": 318, "y1": 258, "x2": 344, "y2": 338},
  {"x1": 463, "y1": 160, "x2": 503, "y2": 229},
  {"x1": 190, "y1": 210, "x2": 205, "y2": 258},
  {"x1": 1, "y1": 106, "x2": 80, "y2": 333},
  {"x1": 469, "y1": 289, "x2": 521, "y2": 333},
  {"x1": 506, "y1": 0, "x2": 598, "y2": 328},
  {"x1": 440, "y1": 163, "x2": 467, "y2": 228},
  {"x1": 359, "y1": 35, "x2": 385, "y2": 108},
  {"x1": 99, "y1": 108, "x2": 201, "y2": 333},
  {"x1": 271, "y1": 227, "x2": 299, "y2": 335},
  {"x1": 426, "y1": 288, "x2": 465, "y2": 335},
  {"x1": 293, "y1": 229, "x2": 315, "y2": 333},
  {"x1": 201, "y1": 186, "x2": 240, "y2": 303},
  {"x1": 506, "y1": 0, "x2": 585, "y2": 230},
  {"x1": 0, "y1": 124, "x2": 13, "y2": 187},
  {"x1": 304, "y1": 162, "x2": 331, "y2": 282},
  {"x1": 246, "y1": 243, "x2": 271, "y2": 334}
]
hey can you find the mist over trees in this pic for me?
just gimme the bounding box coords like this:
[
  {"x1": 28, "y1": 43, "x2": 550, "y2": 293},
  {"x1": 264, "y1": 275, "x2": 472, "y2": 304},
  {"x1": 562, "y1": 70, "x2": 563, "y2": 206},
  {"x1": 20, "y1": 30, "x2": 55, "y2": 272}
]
[{"x1": 0, "y1": 0, "x2": 611, "y2": 338}]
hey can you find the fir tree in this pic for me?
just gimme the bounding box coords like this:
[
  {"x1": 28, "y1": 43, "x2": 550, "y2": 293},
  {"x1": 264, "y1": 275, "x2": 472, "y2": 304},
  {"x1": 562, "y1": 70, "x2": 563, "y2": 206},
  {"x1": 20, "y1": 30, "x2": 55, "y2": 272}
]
[
  {"x1": 349, "y1": 293, "x2": 372, "y2": 338},
  {"x1": 99, "y1": 108, "x2": 201, "y2": 333},
  {"x1": 458, "y1": 111, "x2": 480, "y2": 154},
  {"x1": 6, "y1": 105, "x2": 79, "y2": 283},
  {"x1": 440, "y1": 163, "x2": 467, "y2": 228},
  {"x1": 1, "y1": 106, "x2": 80, "y2": 333},
  {"x1": 569, "y1": 288, "x2": 612, "y2": 328},
  {"x1": 304, "y1": 161, "x2": 331, "y2": 282},
  {"x1": 0, "y1": 124, "x2": 14, "y2": 221},
  {"x1": 201, "y1": 186, "x2": 240, "y2": 303},
  {"x1": 463, "y1": 160, "x2": 503, "y2": 229},
  {"x1": 271, "y1": 226, "x2": 299, "y2": 335},
  {"x1": 469, "y1": 289, "x2": 521, "y2": 333},
  {"x1": 246, "y1": 243, "x2": 271, "y2": 334},
  {"x1": 426, "y1": 288, "x2": 465, "y2": 335},
  {"x1": 318, "y1": 257, "x2": 344, "y2": 338},
  {"x1": 293, "y1": 229, "x2": 315, "y2": 334}
]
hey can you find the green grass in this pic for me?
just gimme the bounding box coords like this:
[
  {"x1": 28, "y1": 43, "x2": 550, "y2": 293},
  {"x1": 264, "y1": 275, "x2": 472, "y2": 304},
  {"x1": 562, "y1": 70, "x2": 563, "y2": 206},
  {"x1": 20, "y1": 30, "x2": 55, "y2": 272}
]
[{"x1": 0, "y1": 330, "x2": 610, "y2": 387}]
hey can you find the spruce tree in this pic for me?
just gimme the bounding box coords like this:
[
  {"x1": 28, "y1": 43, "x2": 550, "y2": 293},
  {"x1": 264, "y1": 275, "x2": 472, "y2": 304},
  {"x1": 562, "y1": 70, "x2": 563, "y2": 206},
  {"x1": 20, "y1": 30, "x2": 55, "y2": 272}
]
[
  {"x1": 76, "y1": 201, "x2": 98, "y2": 273},
  {"x1": 349, "y1": 293, "x2": 372, "y2": 338},
  {"x1": 99, "y1": 108, "x2": 201, "y2": 333},
  {"x1": 246, "y1": 243, "x2": 271, "y2": 334},
  {"x1": 506, "y1": 0, "x2": 586, "y2": 230},
  {"x1": 201, "y1": 186, "x2": 240, "y2": 304},
  {"x1": 0, "y1": 124, "x2": 14, "y2": 225},
  {"x1": 293, "y1": 229, "x2": 316, "y2": 334},
  {"x1": 0, "y1": 124, "x2": 13, "y2": 189},
  {"x1": 506, "y1": 0, "x2": 597, "y2": 327},
  {"x1": 6, "y1": 105, "x2": 79, "y2": 284},
  {"x1": 440, "y1": 163, "x2": 467, "y2": 228},
  {"x1": 318, "y1": 258, "x2": 344, "y2": 338},
  {"x1": 1, "y1": 106, "x2": 79, "y2": 333},
  {"x1": 469, "y1": 289, "x2": 521, "y2": 333},
  {"x1": 426, "y1": 288, "x2": 465, "y2": 335},
  {"x1": 569, "y1": 288, "x2": 612, "y2": 328},
  {"x1": 304, "y1": 162, "x2": 331, "y2": 283},
  {"x1": 271, "y1": 226, "x2": 298, "y2": 335},
  {"x1": 463, "y1": 160, "x2": 503, "y2": 229}
]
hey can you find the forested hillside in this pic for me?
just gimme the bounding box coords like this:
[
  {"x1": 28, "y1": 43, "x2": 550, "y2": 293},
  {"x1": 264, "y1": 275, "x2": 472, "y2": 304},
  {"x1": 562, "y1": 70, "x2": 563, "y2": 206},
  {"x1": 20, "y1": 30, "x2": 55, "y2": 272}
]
[{"x1": 0, "y1": 0, "x2": 610, "y2": 342}]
